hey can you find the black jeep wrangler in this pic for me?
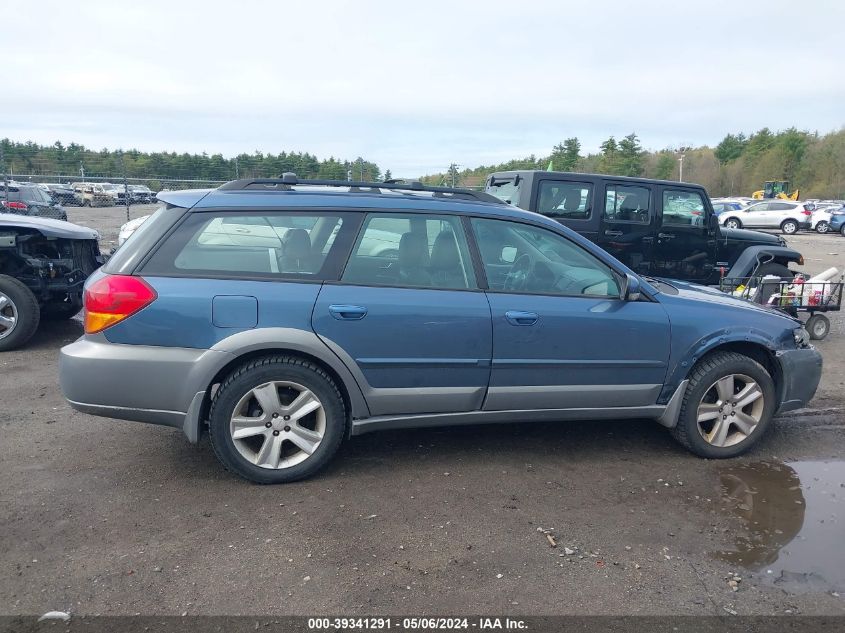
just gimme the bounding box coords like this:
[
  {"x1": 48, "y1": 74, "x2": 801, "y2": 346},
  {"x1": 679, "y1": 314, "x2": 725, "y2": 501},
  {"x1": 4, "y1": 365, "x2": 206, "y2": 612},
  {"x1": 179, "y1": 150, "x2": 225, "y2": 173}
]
[
  {"x1": 485, "y1": 171, "x2": 803, "y2": 284},
  {"x1": 0, "y1": 215, "x2": 103, "y2": 351}
]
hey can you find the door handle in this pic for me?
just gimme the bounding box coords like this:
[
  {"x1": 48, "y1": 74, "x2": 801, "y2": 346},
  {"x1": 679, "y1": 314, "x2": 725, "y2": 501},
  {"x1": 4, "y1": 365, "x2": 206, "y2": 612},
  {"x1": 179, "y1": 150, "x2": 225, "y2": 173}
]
[
  {"x1": 658, "y1": 233, "x2": 676, "y2": 239},
  {"x1": 604, "y1": 230, "x2": 623, "y2": 237},
  {"x1": 328, "y1": 304, "x2": 368, "y2": 320},
  {"x1": 505, "y1": 310, "x2": 539, "y2": 326}
]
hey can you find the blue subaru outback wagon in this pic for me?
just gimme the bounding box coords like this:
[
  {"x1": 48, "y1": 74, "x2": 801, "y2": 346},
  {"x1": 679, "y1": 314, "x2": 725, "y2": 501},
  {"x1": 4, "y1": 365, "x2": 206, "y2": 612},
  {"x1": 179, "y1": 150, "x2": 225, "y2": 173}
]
[{"x1": 59, "y1": 175, "x2": 822, "y2": 483}]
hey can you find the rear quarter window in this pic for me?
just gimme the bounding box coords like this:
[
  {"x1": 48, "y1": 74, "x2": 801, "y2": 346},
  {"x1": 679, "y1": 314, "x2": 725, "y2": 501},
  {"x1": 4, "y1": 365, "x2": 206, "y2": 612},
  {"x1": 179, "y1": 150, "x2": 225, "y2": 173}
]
[{"x1": 141, "y1": 211, "x2": 358, "y2": 280}]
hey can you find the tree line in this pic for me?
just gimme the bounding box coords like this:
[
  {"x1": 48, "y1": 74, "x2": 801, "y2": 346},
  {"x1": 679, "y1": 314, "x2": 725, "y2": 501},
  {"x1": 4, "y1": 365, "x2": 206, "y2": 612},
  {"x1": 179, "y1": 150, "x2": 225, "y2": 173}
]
[
  {"x1": 424, "y1": 128, "x2": 845, "y2": 199},
  {"x1": 4, "y1": 127, "x2": 844, "y2": 199},
  {"x1": 0, "y1": 139, "x2": 382, "y2": 186}
]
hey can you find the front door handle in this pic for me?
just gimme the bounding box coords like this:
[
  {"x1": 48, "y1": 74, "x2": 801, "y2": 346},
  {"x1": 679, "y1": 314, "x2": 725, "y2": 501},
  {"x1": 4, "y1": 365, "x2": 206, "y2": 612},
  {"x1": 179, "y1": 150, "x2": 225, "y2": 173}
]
[
  {"x1": 658, "y1": 233, "x2": 676, "y2": 239},
  {"x1": 505, "y1": 310, "x2": 539, "y2": 326},
  {"x1": 605, "y1": 230, "x2": 623, "y2": 237},
  {"x1": 328, "y1": 304, "x2": 368, "y2": 320}
]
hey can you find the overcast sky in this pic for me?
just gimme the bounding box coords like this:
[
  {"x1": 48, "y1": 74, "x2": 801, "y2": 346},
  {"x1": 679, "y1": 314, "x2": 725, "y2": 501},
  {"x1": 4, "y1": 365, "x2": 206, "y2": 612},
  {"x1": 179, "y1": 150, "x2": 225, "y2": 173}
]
[{"x1": 5, "y1": 0, "x2": 843, "y2": 176}]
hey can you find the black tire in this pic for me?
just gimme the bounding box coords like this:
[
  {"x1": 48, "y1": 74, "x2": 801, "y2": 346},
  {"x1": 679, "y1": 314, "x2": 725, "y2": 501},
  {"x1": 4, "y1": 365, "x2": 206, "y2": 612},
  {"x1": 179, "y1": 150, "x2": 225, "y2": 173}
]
[
  {"x1": 841, "y1": 224, "x2": 845, "y2": 237},
  {"x1": 208, "y1": 355, "x2": 347, "y2": 484},
  {"x1": 754, "y1": 262, "x2": 793, "y2": 280},
  {"x1": 669, "y1": 351, "x2": 776, "y2": 459},
  {"x1": 0, "y1": 275, "x2": 41, "y2": 352},
  {"x1": 815, "y1": 221, "x2": 829, "y2": 234},
  {"x1": 724, "y1": 217, "x2": 742, "y2": 229},
  {"x1": 806, "y1": 314, "x2": 830, "y2": 341},
  {"x1": 781, "y1": 219, "x2": 798, "y2": 234},
  {"x1": 41, "y1": 300, "x2": 82, "y2": 320}
]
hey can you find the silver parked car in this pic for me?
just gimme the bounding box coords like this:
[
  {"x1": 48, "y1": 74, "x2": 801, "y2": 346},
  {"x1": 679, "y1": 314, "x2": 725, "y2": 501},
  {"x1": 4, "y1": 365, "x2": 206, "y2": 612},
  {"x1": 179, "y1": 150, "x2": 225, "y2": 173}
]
[{"x1": 720, "y1": 200, "x2": 813, "y2": 234}]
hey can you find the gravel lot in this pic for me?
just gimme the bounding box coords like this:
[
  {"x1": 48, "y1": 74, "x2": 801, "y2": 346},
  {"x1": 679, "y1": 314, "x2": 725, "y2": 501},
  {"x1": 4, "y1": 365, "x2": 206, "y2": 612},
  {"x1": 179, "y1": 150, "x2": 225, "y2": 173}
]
[{"x1": 1, "y1": 205, "x2": 843, "y2": 616}]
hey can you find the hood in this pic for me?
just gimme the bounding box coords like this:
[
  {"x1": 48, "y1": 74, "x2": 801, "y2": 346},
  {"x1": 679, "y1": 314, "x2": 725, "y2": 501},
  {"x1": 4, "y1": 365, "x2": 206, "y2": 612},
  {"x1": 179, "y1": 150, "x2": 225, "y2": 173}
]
[
  {"x1": 658, "y1": 277, "x2": 799, "y2": 323},
  {"x1": 0, "y1": 213, "x2": 99, "y2": 240},
  {"x1": 720, "y1": 226, "x2": 782, "y2": 245}
]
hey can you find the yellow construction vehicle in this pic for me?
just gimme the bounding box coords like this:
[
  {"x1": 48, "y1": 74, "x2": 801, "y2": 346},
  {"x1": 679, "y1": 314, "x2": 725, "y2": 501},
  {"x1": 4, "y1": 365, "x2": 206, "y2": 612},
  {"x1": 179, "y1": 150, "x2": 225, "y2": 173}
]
[{"x1": 751, "y1": 180, "x2": 800, "y2": 200}]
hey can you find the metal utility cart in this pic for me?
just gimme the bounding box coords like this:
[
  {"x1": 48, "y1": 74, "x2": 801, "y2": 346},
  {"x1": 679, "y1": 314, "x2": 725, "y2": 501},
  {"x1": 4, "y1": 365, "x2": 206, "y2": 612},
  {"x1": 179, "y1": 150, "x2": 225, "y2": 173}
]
[{"x1": 719, "y1": 274, "x2": 842, "y2": 340}]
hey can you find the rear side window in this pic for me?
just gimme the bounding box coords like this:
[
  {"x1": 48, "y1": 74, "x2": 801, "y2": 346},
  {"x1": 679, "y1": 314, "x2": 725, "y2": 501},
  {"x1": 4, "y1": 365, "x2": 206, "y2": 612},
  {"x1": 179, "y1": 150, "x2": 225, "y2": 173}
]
[
  {"x1": 662, "y1": 189, "x2": 706, "y2": 226},
  {"x1": 142, "y1": 212, "x2": 353, "y2": 279},
  {"x1": 536, "y1": 181, "x2": 592, "y2": 220},
  {"x1": 603, "y1": 185, "x2": 651, "y2": 224},
  {"x1": 342, "y1": 213, "x2": 477, "y2": 290}
]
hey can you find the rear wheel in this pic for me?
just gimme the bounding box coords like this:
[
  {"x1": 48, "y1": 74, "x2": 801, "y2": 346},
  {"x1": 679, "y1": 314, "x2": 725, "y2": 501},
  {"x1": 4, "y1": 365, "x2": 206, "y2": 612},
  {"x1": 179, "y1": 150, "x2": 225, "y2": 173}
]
[
  {"x1": 724, "y1": 217, "x2": 742, "y2": 229},
  {"x1": 0, "y1": 275, "x2": 40, "y2": 352},
  {"x1": 670, "y1": 351, "x2": 776, "y2": 458},
  {"x1": 815, "y1": 221, "x2": 830, "y2": 234},
  {"x1": 209, "y1": 356, "x2": 347, "y2": 484},
  {"x1": 781, "y1": 219, "x2": 798, "y2": 234}
]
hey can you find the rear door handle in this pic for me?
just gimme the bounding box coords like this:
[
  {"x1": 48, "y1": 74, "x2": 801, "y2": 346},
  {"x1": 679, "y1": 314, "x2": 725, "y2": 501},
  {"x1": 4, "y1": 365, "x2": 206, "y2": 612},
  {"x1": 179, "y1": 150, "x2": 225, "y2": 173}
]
[
  {"x1": 328, "y1": 304, "x2": 368, "y2": 320},
  {"x1": 604, "y1": 230, "x2": 623, "y2": 237},
  {"x1": 658, "y1": 233, "x2": 676, "y2": 239},
  {"x1": 505, "y1": 310, "x2": 539, "y2": 326}
]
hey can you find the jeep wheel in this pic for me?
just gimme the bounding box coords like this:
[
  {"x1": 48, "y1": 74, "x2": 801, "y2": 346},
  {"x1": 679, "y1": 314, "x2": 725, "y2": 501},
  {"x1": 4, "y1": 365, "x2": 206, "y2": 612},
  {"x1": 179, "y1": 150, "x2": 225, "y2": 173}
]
[
  {"x1": 209, "y1": 356, "x2": 347, "y2": 484},
  {"x1": 781, "y1": 219, "x2": 799, "y2": 234},
  {"x1": 42, "y1": 300, "x2": 82, "y2": 320},
  {"x1": 815, "y1": 221, "x2": 830, "y2": 234},
  {"x1": 724, "y1": 217, "x2": 742, "y2": 229},
  {"x1": 670, "y1": 351, "x2": 775, "y2": 458},
  {"x1": 0, "y1": 275, "x2": 41, "y2": 352},
  {"x1": 755, "y1": 262, "x2": 793, "y2": 280}
]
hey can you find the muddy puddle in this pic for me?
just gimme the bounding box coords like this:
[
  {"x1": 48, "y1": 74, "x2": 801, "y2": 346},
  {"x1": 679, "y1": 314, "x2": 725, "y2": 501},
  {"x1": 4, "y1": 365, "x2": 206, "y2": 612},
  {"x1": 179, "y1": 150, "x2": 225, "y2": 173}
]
[{"x1": 715, "y1": 460, "x2": 845, "y2": 593}]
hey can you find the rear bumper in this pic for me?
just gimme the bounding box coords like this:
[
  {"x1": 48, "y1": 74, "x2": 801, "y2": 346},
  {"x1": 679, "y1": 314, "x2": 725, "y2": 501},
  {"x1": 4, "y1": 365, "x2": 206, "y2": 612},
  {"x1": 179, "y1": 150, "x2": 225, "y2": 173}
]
[
  {"x1": 59, "y1": 335, "x2": 233, "y2": 441},
  {"x1": 798, "y1": 221, "x2": 811, "y2": 230},
  {"x1": 775, "y1": 347, "x2": 823, "y2": 414}
]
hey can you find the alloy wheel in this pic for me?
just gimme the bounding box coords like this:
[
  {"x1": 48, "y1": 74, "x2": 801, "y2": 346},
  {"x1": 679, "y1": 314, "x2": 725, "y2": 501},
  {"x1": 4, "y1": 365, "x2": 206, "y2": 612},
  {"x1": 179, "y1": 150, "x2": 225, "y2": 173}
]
[
  {"x1": 816, "y1": 221, "x2": 829, "y2": 234},
  {"x1": 696, "y1": 373, "x2": 765, "y2": 447},
  {"x1": 229, "y1": 380, "x2": 326, "y2": 469},
  {"x1": 0, "y1": 291, "x2": 19, "y2": 341}
]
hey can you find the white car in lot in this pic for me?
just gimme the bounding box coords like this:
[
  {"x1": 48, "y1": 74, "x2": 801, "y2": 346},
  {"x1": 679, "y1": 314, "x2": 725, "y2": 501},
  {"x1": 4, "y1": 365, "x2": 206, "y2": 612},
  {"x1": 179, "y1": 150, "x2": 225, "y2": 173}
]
[{"x1": 720, "y1": 200, "x2": 813, "y2": 234}]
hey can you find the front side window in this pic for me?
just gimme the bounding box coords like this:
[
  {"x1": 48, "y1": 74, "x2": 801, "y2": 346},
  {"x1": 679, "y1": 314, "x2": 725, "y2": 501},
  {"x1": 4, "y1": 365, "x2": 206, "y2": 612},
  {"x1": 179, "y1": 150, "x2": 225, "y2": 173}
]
[
  {"x1": 536, "y1": 181, "x2": 592, "y2": 220},
  {"x1": 342, "y1": 213, "x2": 476, "y2": 290},
  {"x1": 662, "y1": 189, "x2": 706, "y2": 226},
  {"x1": 604, "y1": 185, "x2": 651, "y2": 224},
  {"x1": 471, "y1": 218, "x2": 620, "y2": 297},
  {"x1": 143, "y1": 212, "x2": 346, "y2": 278}
]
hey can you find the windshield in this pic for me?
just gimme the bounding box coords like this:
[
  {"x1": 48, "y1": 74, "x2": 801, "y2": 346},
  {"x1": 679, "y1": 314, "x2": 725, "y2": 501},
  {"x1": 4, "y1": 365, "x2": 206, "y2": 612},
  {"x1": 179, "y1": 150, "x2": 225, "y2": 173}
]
[{"x1": 485, "y1": 177, "x2": 521, "y2": 205}]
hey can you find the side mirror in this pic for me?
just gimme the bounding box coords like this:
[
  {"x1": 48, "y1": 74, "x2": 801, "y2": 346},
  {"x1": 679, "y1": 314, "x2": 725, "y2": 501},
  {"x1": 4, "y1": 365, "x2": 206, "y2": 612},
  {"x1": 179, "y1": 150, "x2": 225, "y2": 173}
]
[{"x1": 619, "y1": 273, "x2": 642, "y2": 301}]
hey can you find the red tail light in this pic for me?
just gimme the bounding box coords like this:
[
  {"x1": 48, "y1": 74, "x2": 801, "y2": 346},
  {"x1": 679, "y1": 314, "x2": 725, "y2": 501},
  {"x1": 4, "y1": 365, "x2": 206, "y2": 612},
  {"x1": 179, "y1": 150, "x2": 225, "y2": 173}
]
[
  {"x1": 1, "y1": 201, "x2": 28, "y2": 210},
  {"x1": 84, "y1": 274, "x2": 157, "y2": 334},
  {"x1": 802, "y1": 210, "x2": 812, "y2": 216}
]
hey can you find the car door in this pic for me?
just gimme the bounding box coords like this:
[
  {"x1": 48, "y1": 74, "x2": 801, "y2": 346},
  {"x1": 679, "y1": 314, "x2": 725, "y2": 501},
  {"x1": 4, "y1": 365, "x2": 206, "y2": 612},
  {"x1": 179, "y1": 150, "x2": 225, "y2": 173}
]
[
  {"x1": 313, "y1": 212, "x2": 492, "y2": 417},
  {"x1": 652, "y1": 187, "x2": 716, "y2": 283},
  {"x1": 597, "y1": 181, "x2": 656, "y2": 276},
  {"x1": 769, "y1": 201, "x2": 796, "y2": 226},
  {"x1": 469, "y1": 217, "x2": 670, "y2": 411},
  {"x1": 742, "y1": 202, "x2": 772, "y2": 227}
]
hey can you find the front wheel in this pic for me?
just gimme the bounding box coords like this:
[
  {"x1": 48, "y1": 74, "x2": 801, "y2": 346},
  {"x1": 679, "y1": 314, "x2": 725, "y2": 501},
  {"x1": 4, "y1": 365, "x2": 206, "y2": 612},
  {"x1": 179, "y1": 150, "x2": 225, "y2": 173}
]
[
  {"x1": 670, "y1": 351, "x2": 776, "y2": 458},
  {"x1": 724, "y1": 217, "x2": 742, "y2": 229},
  {"x1": 208, "y1": 356, "x2": 347, "y2": 484},
  {"x1": 0, "y1": 275, "x2": 41, "y2": 352},
  {"x1": 781, "y1": 220, "x2": 799, "y2": 234},
  {"x1": 815, "y1": 221, "x2": 830, "y2": 234}
]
